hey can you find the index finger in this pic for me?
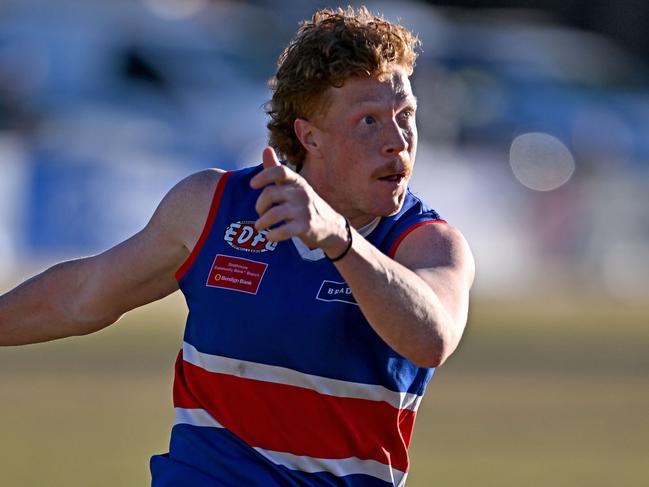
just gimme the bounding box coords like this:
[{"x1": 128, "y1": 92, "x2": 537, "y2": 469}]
[
  {"x1": 250, "y1": 148, "x2": 298, "y2": 189},
  {"x1": 250, "y1": 165, "x2": 298, "y2": 189},
  {"x1": 262, "y1": 146, "x2": 281, "y2": 170}
]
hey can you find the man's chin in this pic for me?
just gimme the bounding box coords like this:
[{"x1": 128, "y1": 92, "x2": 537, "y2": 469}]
[
  {"x1": 356, "y1": 191, "x2": 407, "y2": 221},
  {"x1": 377, "y1": 197, "x2": 406, "y2": 218}
]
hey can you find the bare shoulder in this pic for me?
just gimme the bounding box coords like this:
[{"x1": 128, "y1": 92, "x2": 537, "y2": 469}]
[
  {"x1": 151, "y1": 168, "x2": 227, "y2": 251},
  {"x1": 393, "y1": 221, "x2": 475, "y2": 286}
]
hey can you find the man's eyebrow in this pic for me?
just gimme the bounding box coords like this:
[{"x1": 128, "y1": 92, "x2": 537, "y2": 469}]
[
  {"x1": 395, "y1": 94, "x2": 418, "y2": 110},
  {"x1": 352, "y1": 94, "x2": 418, "y2": 108},
  {"x1": 404, "y1": 95, "x2": 418, "y2": 107}
]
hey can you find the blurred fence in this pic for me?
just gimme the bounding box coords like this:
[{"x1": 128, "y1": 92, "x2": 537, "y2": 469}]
[{"x1": 1, "y1": 0, "x2": 648, "y2": 298}]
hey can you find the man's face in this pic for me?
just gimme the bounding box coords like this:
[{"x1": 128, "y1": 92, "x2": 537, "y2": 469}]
[{"x1": 303, "y1": 68, "x2": 418, "y2": 227}]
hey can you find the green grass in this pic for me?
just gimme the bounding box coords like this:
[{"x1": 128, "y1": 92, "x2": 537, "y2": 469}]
[
  {"x1": 408, "y1": 295, "x2": 649, "y2": 486},
  {"x1": 1, "y1": 293, "x2": 647, "y2": 486}
]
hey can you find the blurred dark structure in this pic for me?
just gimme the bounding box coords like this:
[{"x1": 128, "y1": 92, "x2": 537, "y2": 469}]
[{"x1": 425, "y1": 0, "x2": 649, "y2": 64}]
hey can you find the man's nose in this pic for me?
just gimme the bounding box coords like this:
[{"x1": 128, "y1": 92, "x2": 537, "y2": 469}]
[{"x1": 381, "y1": 120, "x2": 409, "y2": 156}]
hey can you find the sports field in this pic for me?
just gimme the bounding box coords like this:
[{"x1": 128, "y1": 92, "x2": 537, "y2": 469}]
[{"x1": 1, "y1": 293, "x2": 647, "y2": 486}]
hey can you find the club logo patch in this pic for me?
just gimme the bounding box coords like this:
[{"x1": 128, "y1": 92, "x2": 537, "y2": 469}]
[
  {"x1": 224, "y1": 221, "x2": 277, "y2": 253},
  {"x1": 207, "y1": 254, "x2": 267, "y2": 294},
  {"x1": 316, "y1": 280, "x2": 358, "y2": 306}
]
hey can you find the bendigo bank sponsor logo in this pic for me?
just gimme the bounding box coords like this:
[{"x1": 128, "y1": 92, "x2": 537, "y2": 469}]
[
  {"x1": 316, "y1": 280, "x2": 358, "y2": 306},
  {"x1": 224, "y1": 221, "x2": 277, "y2": 253},
  {"x1": 207, "y1": 254, "x2": 267, "y2": 294}
]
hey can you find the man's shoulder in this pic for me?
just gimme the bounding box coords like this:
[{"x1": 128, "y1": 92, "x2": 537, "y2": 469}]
[
  {"x1": 151, "y1": 168, "x2": 228, "y2": 252},
  {"x1": 368, "y1": 188, "x2": 448, "y2": 258},
  {"x1": 175, "y1": 168, "x2": 227, "y2": 196},
  {"x1": 391, "y1": 191, "x2": 473, "y2": 282}
]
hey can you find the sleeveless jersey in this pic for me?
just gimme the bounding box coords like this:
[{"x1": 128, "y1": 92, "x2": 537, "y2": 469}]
[{"x1": 150, "y1": 165, "x2": 446, "y2": 486}]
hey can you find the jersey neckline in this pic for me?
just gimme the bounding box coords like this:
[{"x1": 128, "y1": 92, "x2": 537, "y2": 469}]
[{"x1": 291, "y1": 217, "x2": 381, "y2": 262}]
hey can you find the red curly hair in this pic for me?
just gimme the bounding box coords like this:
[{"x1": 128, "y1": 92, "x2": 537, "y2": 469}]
[{"x1": 266, "y1": 6, "x2": 420, "y2": 168}]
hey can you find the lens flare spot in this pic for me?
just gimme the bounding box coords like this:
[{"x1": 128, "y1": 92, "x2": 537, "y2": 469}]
[{"x1": 509, "y1": 132, "x2": 576, "y2": 191}]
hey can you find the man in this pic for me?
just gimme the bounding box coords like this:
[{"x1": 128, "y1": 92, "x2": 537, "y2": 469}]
[{"x1": 0, "y1": 6, "x2": 474, "y2": 486}]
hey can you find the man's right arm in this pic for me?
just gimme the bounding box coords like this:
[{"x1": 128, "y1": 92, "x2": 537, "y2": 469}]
[{"x1": 0, "y1": 169, "x2": 224, "y2": 345}]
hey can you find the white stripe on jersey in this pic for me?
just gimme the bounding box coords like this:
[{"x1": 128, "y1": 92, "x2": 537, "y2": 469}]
[
  {"x1": 182, "y1": 341, "x2": 422, "y2": 411},
  {"x1": 174, "y1": 407, "x2": 407, "y2": 486}
]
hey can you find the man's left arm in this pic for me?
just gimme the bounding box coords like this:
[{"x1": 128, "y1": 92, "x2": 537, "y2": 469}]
[{"x1": 333, "y1": 221, "x2": 474, "y2": 367}]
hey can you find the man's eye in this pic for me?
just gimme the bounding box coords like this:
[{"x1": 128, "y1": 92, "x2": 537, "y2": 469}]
[
  {"x1": 401, "y1": 110, "x2": 413, "y2": 119},
  {"x1": 363, "y1": 115, "x2": 376, "y2": 125}
]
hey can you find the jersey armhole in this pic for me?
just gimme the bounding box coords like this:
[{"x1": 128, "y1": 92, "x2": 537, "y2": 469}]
[
  {"x1": 175, "y1": 171, "x2": 232, "y2": 282},
  {"x1": 387, "y1": 219, "x2": 447, "y2": 258}
]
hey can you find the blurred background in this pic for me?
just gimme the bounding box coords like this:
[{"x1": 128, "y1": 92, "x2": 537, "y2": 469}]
[{"x1": 0, "y1": 0, "x2": 647, "y2": 485}]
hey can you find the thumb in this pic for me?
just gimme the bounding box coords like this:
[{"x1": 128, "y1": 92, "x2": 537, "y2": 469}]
[{"x1": 262, "y1": 146, "x2": 281, "y2": 169}]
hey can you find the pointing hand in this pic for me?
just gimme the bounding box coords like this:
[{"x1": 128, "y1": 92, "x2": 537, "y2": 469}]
[{"x1": 250, "y1": 147, "x2": 349, "y2": 257}]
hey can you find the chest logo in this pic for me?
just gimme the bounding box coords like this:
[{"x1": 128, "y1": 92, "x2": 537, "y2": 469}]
[
  {"x1": 206, "y1": 254, "x2": 267, "y2": 295},
  {"x1": 316, "y1": 280, "x2": 358, "y2": 306},
  {"x1": 224, "y1": 221, "x2": 278, "y2": 253}
]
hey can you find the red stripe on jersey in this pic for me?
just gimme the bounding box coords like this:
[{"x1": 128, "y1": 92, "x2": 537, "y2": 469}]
[
  {"x1": 388, "y1": 220, "x2": 447, "y2": 258},
  {"x1": 175, "y1": 171, "x2": 232, "y2": 282},
  {"x1": 172, "y1": 351, "x2": 202, "y2": 409},
  {"x1": 173, "y1": 358, "x2": 415, "y2": 472}
]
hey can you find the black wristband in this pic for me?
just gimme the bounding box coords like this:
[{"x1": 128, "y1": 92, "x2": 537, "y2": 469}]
[{"x1": 325, "y1": 218, "x2": 352, "y2": 262}]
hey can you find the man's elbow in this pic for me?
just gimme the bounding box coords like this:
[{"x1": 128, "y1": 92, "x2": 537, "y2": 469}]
[
  {"x1": 411, "y1": 325, "x2": 463, "y2": 368},
  {"x1": 411, "y1": 344, "x2": 454, "y2": 368}
]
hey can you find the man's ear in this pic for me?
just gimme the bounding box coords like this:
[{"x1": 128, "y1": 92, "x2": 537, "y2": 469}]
[{"x1": 294, "y1": 118, "x2": 323, "y2": 159}]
